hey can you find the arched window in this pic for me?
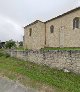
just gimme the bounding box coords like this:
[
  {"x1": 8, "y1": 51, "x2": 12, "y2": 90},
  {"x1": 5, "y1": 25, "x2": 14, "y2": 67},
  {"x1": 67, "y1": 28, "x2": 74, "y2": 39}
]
[
  {"x1": 29, "y1": 28, "x2": 32, "y2": 36},
  {"x1": 73, "y1": 17, "x2": 80, "y2": 29},
  {"x1": 50, "y1": 25, "x2": 54, "y2": 33}
]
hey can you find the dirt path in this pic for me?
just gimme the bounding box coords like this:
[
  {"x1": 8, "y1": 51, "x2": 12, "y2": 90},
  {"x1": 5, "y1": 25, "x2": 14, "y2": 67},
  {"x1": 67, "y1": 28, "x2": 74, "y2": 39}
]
[{"x1": 0, "y1": 76, "x2": 38, "y2": 92}]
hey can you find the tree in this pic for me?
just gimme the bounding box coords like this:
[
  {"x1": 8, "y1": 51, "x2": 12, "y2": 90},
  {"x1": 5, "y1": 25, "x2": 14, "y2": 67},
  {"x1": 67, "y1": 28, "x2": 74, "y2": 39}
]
[
  {"x1": 5, "y1": 40, "x2": 16, "y2": 49},
  {"x1": 19, "y1": 41, "x2": 23, "y2": 47},
  {"x1": 0, "y1": 42, "x2": 5, "y2": 49}
]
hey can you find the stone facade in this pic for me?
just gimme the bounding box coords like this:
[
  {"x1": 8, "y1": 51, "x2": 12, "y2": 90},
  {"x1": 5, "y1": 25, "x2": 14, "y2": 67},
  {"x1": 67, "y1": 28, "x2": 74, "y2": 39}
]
[
  {"x1": 24, "y1": 21, "x2": 45, "y2": 50},
  {"x1": 24, "y1": 7, "x2": 80, "y2": 50},
  {"x1": 7, "y1": 50, "x2": 80, "y2": 74}
]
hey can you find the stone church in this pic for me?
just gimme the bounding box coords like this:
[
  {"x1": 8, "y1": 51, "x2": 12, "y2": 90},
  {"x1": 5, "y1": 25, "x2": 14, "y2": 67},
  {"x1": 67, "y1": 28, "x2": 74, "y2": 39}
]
[{"x1": 24, "y1": 7, "x2": 80, "y2": 50}]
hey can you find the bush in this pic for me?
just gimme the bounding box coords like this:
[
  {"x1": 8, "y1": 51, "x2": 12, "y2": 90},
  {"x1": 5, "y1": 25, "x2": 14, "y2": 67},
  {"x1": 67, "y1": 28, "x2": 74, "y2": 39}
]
[
  {"x1": 5, "y1": 53, "x2": 10, "y2": 58},
  {"x1": 0, "y1": 52, "x2": 10, "y2": 58},
  {"x1": 0, "y1": 52, "x2": 4, "y2": 57}
]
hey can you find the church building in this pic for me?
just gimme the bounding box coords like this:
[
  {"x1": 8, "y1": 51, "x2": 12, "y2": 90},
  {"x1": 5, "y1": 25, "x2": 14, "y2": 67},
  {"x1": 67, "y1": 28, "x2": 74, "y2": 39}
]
[{"x1": 24, "y1": 7, "x2": 80, "y2": 50}]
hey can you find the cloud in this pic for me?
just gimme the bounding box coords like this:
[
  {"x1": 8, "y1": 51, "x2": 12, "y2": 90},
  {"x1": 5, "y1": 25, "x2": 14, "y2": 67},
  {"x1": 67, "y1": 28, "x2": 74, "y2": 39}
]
[
  {"x1": 0, "y1": 15, "x2": 23, "y2": 41},
  {"x1": 0, "y1": 0, "x2": 79, "y2": 41}
]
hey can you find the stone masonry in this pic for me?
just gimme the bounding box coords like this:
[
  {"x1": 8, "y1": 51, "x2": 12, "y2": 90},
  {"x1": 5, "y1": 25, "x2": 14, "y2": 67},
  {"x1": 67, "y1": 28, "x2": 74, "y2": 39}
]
[
  {"x1": 24, "y1": 7, "x2": 80, "y2": 50},
  {"x1": 24, "y1": 21, "x2": 45, "y2": 50},
  {"x1": 8, "y1": 50, "x2": 80, "y2": 74}
]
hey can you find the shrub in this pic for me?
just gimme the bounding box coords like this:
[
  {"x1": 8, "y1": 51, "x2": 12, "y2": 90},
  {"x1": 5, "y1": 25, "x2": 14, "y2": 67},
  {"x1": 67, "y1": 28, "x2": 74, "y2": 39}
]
[
  {"x1": 0, "y1": 52, "x2": 4, "y2": 57},
  {"x1": 5, "y1": 53, "x2": 10, "y2": 58}
]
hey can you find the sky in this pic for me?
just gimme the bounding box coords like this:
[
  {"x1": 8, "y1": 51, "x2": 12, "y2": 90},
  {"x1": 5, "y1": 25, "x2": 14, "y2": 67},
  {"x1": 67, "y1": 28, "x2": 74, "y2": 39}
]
[{"x1": 0, "y1": 0, "x2": 80, "y2": 41}]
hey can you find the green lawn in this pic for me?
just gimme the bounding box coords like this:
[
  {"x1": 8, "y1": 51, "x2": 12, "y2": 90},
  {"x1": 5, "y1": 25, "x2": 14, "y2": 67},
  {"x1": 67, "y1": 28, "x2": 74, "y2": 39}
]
[
  {"x1": 41, "y1": 47, "x2": 80, "y2": 51},
  {"x1": 0, "y1": 52, "x2": 80, "y2": 92},
  {"x1": 16, "y1": 47, "x2": 25, "y2": 50}
]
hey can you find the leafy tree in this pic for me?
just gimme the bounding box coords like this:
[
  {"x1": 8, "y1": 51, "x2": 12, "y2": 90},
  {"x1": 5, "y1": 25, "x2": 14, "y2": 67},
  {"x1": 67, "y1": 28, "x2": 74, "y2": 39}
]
[
  {"x1": 5, "y1": 40, "x2": 16, "y2": 49},
  {"x1": 19, "y1": 41, "x2": 23, "y2": 46}
]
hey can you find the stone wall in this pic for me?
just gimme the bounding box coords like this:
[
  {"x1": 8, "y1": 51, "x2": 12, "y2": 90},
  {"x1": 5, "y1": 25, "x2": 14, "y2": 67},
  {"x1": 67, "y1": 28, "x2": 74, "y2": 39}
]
[
  {"x1": 46, "y1": 9, "x2": 80, "y2": 47},
  {"x1": 7, "y1": 50, "x2": 80, "y2": 74},
  {"x1": 24, "y1": 20, "x2": 45, "y2": 50}
]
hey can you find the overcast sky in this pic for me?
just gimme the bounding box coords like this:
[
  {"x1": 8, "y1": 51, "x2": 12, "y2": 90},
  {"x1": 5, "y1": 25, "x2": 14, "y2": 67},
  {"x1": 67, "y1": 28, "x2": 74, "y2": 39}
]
[{"x1": 0, "y1": 0, "x2": 80, "y2": 41}]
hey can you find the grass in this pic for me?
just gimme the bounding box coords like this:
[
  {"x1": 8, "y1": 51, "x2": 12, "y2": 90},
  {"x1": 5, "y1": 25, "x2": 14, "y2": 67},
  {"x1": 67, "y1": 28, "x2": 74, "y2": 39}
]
[
  {"x1": 41, "y1": 47, "x2": 80, "y2": 51},
  {"x1": 16, "y1": 47, "x2": 28, "y2": 51},
  {"x1": 0, "y1": 52, "x2": 80, "y2": 92},
  {"x1": 16, "y1": 47, "x2": 25, "y2": 50}
]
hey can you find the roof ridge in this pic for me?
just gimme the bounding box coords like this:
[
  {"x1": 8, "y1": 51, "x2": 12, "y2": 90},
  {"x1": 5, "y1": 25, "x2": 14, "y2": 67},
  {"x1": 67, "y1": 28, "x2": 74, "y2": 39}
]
[
  {"x1": 45, "y1": 6, "x2": 80, "y2": 23},
  {"x1": 24, "y1": 6, "x2": 80, "y2": 28},
  {"x1": 24, "y1": 20, "x2": 44, "y2": 28}
]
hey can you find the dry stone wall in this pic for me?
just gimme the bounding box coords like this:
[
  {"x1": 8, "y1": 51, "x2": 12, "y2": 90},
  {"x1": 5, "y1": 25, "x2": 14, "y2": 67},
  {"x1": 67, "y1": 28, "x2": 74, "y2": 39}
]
[{"x1": 7, "y1": 50, "x2": 80, "y2": 74}]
